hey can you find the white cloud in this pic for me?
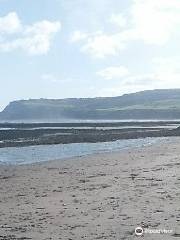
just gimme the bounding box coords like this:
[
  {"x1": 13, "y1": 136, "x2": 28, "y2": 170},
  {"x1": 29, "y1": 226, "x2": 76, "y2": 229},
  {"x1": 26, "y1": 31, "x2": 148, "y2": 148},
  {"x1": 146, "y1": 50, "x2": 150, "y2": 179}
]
[
  {"x1": 96, "y1": 56, "x2": 180, "y2": 96},
  {"x1": 70, "y1": 30, "x2": 88, "y2": 43},
  {"x1": 0, "y1": 12, "x2": 61, "y2": 55},
  {"x1": 0, "y1": 12, "x2": 22, "y2": 34},
  {"x1": 155, "y1": 72, "x2": 180, "y2": 86},
  {"x1": 130, "y1": 0, "x2": 180, "y2": 45},
  {"x1": 123, "y1": 74, "x2": 155, "y2": 86},
  {"x1": 153, "y1": 57, "x2": 180, "y2": 72},
  {"x1": 71, "y1": 0, "x2": 180, "y2": 58},
  {"x1": 81, "y1": 32, "x2": 127, "y2": 58},
  {"x1": 153, "y1": 57, "x2": 180, "y2": 87},
  {"x1": 97, "y1": 85, "x2": 151, "y2": 97},
  {"x1": 122, "y1": 70, "x2": 180, "y2": 91},
  {"x1": 109, "y1": 14, "x2": 127, "y2": 28},
  {"x1": 97, "y1": 66, "x2": 129, "y2": 79},
  {"x1": 96, "y1": 70, "x2": 180, "y2": 97},
  {"x1": 70, "y1": 30, "x2": 123, "y2": 58}
]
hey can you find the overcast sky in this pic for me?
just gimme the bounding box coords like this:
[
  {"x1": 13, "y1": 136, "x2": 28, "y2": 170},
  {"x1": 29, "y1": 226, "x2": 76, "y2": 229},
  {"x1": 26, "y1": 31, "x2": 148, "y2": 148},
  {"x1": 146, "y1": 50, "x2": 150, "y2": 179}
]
[{"x1": 1, "y1": 0, "x2": 180, "y2": 110}]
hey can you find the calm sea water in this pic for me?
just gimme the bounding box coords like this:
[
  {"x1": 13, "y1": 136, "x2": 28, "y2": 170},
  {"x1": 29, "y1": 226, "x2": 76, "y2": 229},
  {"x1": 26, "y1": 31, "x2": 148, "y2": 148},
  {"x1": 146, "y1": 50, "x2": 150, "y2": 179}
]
[
  {"x1": 0, "y1": 125, "x2": 177, "y2": 130},
  {"x1": 0, "y1": 137, "x2": 169, "y2": 165}
]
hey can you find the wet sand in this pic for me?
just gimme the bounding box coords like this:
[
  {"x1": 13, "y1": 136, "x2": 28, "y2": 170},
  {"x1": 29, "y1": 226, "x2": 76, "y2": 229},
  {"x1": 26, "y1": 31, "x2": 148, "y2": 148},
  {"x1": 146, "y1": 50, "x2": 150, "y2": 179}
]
[{"x1": 0, "y1": 138, "x2": 180, "y2": 239}]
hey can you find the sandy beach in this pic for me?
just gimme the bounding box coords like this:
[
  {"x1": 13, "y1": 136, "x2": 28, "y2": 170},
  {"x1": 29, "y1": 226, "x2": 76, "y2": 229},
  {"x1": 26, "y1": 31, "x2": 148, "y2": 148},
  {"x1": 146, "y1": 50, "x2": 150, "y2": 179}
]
[{"x1": 0, "y1": 138, "x2": 180, "y2": 240}]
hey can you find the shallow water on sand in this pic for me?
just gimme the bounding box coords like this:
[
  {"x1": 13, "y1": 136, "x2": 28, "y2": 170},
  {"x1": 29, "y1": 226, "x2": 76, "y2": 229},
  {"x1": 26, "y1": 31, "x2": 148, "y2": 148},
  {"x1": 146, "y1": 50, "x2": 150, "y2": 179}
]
[{"x1": 0, "y1": 137, "x2": 170, "y2": 165}]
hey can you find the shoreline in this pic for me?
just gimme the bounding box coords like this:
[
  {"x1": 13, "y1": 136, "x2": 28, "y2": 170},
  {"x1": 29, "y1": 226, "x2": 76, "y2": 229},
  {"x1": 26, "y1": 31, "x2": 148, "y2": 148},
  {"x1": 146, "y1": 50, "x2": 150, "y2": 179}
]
[
  {"x1": 0, "y1": 138, "x2": 180, "y2": 239},
  {"x1": 0, "y1": 136, "x2": 175, "y2": 166}
]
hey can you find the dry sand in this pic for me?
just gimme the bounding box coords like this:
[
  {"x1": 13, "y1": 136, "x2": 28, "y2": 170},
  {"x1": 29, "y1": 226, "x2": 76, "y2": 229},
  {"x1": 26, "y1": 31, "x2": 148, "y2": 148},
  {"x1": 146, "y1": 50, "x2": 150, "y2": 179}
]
[{"x1": 0, "y1": 137, "x2": 180, "y2": 240}]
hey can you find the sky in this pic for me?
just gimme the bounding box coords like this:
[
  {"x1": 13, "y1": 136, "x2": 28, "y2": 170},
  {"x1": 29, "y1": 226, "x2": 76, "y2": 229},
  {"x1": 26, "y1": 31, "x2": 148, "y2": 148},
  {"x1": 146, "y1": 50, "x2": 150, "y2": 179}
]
[{"x1": 1, "y1": 0, "x2": 180, "y2": 110}]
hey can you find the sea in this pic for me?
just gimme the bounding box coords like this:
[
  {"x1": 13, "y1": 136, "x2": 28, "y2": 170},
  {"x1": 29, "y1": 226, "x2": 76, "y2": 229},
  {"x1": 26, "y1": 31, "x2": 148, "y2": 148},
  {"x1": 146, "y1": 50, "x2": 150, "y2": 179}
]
[{"x1": 0, "y1": 137, "x2": 170, "y2": 165}]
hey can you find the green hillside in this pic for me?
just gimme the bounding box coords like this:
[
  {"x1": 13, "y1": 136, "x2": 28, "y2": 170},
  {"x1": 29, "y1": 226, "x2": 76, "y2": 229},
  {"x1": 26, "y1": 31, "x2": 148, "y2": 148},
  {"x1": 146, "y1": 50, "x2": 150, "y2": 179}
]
[{"x1": 1, "y1": 89, "x2": 180, "y2": 120}]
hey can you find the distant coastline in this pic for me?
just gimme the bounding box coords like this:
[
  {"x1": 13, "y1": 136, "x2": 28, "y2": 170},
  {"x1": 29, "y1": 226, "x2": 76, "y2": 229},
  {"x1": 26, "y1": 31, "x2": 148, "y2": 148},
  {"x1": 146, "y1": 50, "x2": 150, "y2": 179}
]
[{"x1": 2, "y1": 89, "x2": 180, "y2": 121}]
